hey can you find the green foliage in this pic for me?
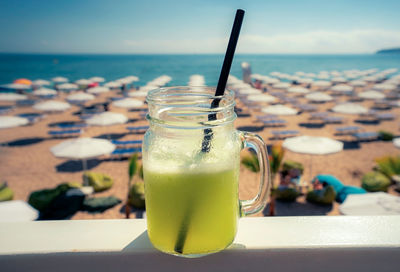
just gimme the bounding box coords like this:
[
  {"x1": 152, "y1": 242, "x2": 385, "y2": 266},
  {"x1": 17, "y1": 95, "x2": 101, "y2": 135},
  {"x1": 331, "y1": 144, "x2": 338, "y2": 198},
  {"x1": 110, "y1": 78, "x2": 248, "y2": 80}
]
[
  {"x1": 361, "y1": 171, "x2": 391, "y2": 192},
  {"x1": 84, "y1": 172, "x2": 113, "y2": 192},
  {"x1": 82, "y1": 196, "x2": 121, "y2": 213},
  {"x1": 282, "y1": 160, "x2": 304, "y2": 174},
  {"x1": 378, "y1": 131, "x2": 394, "y2": 141},
  {"x1": 138, "y1": 164, "x2": 144, "y2": 180},
  {"x1": 269, "y1": 144, "x2": 285, "y2": 175},
  {"x1": 375, "y1": 156, "x2": 400, "y2": 179},
  {"x1": 128, "y1": 182, "x2": 145, "y2": 209},
  {"x1": 28, "y1": 183, "x2": 71, "y2": 212},
  {"x1": 274, "y1": 188, "x2": 300, "y2": 202},
  {"x1": 306, "y1": 185, "x2": 336, "y2": 205},
  {"x1": 129, "y1": 154, "x2": 139, "y2": 182},
  {"x1": 0, "y1": 183, "x2": 13, "y2": 202},
  {"x1": 241, "y1": 152, "x2": 259, "y2": 173}
]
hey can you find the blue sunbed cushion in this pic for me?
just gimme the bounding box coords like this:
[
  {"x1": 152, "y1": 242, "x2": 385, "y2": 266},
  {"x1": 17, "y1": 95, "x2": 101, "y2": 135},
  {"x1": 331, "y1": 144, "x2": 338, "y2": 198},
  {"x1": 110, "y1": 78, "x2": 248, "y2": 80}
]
[
  {"x1": 336, "y1": 186, "x2": 367, "y2": 203},
  {"x1": 313, "y1": 175, "x2": 345, "y2": 194}
]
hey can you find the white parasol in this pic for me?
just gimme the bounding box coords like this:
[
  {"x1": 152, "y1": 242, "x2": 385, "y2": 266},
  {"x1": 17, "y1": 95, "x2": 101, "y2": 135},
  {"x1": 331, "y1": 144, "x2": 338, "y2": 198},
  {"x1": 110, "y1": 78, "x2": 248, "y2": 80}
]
[
  {"x1": 112, "y1": 98, "x2": 144, "y2": 109},
  {"x1": 89, "y1": 77, "x2": 105, "y2": 83},
  {"x1": 331, "y1": 84, "x2": 354, "y2": 93},
  {"x1": 287, "y1": 86, "x2": 310, "y2": 94},
  {"x1": 57, "y1": 83, "x2": 79, "y2": 91},
  {"x1": 261, "y1": 104, "x2": 298, "y2": 116},
  {"x1": 85, "y1": 112, "x2": 128, "y2": 126},
  {"x1": 52, "y1": 77, "x2": 68, "y2": 83},
  {"x1": 87, "y1": 86, "x2": 110, "y2": 95},
  {"x1": 0, "y1": 116, "x2": 29, "y2": 129},
  {"x1": 33, "y1": 100, "x2": 71, "y2": 112},
  {"x1": 51, "y1": 137, "x2": 115, "y2": 181},
  {"x1": 66, "y1": 92, "x2": 95, "y2": 103},
  {"x1": 358, "y1": 90, "x2": 385, "y2": 100},
  {"x1": 305, "y1": 92, "x2": 333, "y2": 102},
  {"x1": 247, "y1": 94, "x2": 276, "y2": 103},
  {"x1": 331, "y1": 103, "x2": 368, "y2": 114},
  {"x1": 272, "y1": 82, "x2": 291, "y2": 90},
  {"x1": 372, "y1": 83, "x2": 396, "y2": 91},
  {"x1": 128, "y1": 90, "x2": 148, "y2": 97},
  {"x1": 32, "y1": 88, "x2": 57, "y2": 97},
  {"x1": 0, "y1": 93, "x2": 27, "y2": 101}
]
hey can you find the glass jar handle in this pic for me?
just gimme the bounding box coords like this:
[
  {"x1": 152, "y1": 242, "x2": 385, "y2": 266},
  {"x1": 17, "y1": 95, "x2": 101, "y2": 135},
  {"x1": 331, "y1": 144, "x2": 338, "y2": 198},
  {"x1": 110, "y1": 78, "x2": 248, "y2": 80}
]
[{"x1": 239, "y1": 131, "x2": 271, "y2": 216}]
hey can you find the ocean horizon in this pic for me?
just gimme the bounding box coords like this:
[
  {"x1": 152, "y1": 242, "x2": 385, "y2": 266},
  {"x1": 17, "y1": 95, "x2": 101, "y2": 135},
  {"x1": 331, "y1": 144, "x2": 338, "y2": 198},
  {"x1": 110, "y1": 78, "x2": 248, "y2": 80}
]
[{"x1": 1, "y1": 53, "x2": 399, "y2": 86}]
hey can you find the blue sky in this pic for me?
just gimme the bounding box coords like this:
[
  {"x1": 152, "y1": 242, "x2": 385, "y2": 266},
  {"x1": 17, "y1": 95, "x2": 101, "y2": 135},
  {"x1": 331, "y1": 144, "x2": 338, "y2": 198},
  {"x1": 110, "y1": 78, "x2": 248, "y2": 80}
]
[{"x1": 0, "y1": 0, "x2": 399, "y2": 54}]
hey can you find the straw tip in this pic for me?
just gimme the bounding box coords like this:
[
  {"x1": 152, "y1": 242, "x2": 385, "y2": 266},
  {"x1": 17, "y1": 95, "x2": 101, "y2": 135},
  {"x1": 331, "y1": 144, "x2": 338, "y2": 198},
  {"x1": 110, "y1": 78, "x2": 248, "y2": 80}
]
[{"x1": 237, "y1": 9, "x2": 245, "y2": 15}]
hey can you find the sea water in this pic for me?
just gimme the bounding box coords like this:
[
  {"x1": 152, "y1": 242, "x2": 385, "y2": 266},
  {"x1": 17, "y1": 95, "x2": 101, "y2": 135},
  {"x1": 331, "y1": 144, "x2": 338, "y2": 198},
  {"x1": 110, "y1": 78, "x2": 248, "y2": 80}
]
[{"x1": 1, "y1": 54, "x2": 399, "y2": 86}]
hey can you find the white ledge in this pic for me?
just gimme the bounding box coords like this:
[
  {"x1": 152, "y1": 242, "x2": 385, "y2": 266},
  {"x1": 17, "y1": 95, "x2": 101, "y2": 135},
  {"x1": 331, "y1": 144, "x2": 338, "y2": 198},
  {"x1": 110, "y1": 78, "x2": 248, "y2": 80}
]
[
  {"x1": 0, "y1": 216, "x2": 399, "y2": 272},
  {"x1": 1, "y1": 216, "x2": 400, "y2": 255}
]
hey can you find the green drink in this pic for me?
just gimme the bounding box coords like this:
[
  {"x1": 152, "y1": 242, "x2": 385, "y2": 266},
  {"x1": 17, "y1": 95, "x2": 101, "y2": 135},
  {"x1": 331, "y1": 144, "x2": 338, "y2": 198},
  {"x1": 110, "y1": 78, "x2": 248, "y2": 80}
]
[
  {"x1": 144, "y1": 167, "x2": 239, "y2": 256},
  {"x1": 143, "y1": 86, "x2": 271, "y2": 257}
]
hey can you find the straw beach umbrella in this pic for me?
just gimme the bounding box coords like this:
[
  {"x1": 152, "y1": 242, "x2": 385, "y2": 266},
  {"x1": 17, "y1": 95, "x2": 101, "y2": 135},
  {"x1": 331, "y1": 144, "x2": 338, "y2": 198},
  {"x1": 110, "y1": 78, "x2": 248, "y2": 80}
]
[
  {"x1": 86, "y1": 112, "x2": 128, "y2": 126},
  {"x1": 287, "y1": 86, "x2": 310, "y2": 94},
  {"x1": 112, "y1": 98, "x2": 144, "y2": 109},
  {"x1": 0, "y1": 84, "x2": 31, "y2": 91},
  {"x1": 282, "y1": 135, "x2": 343, "y2": 182},
  {"x1": 331, "y1": 84, "x2": 354, "y2": 94},
  {"x1": 0, "y1": 116, "x2": 29, "y2": 129},
  {"x1": 50, "y1": 137, "x2": 115, "y2": 184},
  {"x1": 312, "y1": 81, "x2": 332, "y2": 90},
  {"x1": 261, "y1": 104, "x2": 298, "y2": 116},
  {"x1": 57, "y1": 83, "x2": 79, "y2": 92},
  {"x1": 331, "y1": 103, "x2": 368, "y2": 114},
  {"x1": 32, "y1": 79, "x2": 51, "y2": 87},
  {"x1": 104, "y1": 81, "x2": 123, "y2": 89},
  {"x1": 52, "y1": 77, "x2": 68, "y2": 83},
  {"x1": 87, "y1": 86, "x2": 110, "y2": 95},
  {"x1": 306, "y1": 92, "x2": 333, "y2": 102},
  {"x1": 32, "y1": 88, "x2": 57, "y2": 97},
  {"x1": 247, "y1": 94, "x2": 276, "y2": 103},
  {"x1": 33, "y1": 100, "x2": 71, "y2": 112},
  {"x1": 372, "y1": 83, "x2": 396, "y2": 91},
  {"x1": 358, "y1": 90, "x2": 385, "y2": 100},
  {"x1": 66, "y1": 92, "x2": 95, "y2": 104},
  {"x1": 89, "y1": 77, "x2": 105, "y2": 83},
  {"x1": 128, "y1": 90, "x2": 148, "y2": 97},
  {"x1": 0, "y1": 93, "x2": 27, "y2": 101}
]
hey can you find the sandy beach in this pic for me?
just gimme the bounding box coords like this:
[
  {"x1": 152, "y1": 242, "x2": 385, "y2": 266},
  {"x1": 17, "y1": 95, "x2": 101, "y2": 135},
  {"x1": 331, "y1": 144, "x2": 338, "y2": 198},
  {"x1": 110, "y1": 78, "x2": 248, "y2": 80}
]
[{"x1": 1, "y1": 83, "x2": 400, "y2": 219}]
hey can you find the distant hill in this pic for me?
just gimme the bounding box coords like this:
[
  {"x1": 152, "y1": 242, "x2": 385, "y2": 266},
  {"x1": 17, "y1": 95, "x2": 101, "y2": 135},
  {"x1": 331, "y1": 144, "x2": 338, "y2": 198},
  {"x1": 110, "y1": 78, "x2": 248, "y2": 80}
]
[{"x1": 376, "y1": 48, "x2": 400, "y2": 54}]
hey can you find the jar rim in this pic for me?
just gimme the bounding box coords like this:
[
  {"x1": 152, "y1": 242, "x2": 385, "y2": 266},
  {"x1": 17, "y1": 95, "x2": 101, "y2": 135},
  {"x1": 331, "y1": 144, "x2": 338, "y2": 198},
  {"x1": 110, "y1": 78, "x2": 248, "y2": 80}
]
[{"x1": 146, "y1": 86, "x2": 236, "y2": 129}]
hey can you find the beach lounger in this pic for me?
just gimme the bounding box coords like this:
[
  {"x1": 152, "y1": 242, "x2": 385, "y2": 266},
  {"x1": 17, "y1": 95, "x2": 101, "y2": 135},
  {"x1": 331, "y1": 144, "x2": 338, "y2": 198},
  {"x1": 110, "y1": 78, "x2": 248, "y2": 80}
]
[
  {"x1": 353, "y1": 132, "x2": 379, "y2": 142},
  {"x1": 111, "y1": 140, "x2": 142, "y2": 148},
  {"x1": 110, "y1": 147, "x2": 142, "y2": 158},
  {"x1": 323, "y1": 116, "x2": 344, "y2": 124},
  {"x1": 16, "y1": 99, "x2": 37, "y2": 107},
  {"x1": 309, "y1": 112, "x2": 329, "y2": 120},
  {"x1": 375, "y1": 113, "x2": 395, "y2": 121},
  {"x1": 271, "y1": 130, "x2": 299, "y2": 139},
  {"x1": 57, "y1": 123, "x2": 87, "y2": 130},
  {"x1": 260, "y1": 119, "x2": 287, "y2": 127},
  {"x1": 18, "y1": 113, "x2": 44, "y2": 123},
  {"x1": 0, "y1": 106, "x2": 14, "y2": 114},
  {"x1": 296, "y1": 104, "x2": 317, "y2": 112},
  {"x1": 257, "y1": 114, "x2": 278, "y2": 120},
  {"x1": 126, "y1": 126, "x2": 149, "y2": 133},
  {"x1": 373, "y1": 100, "x2": 391, "y2": 110},
  {"x1": 48, "y1": 129, "x2": 83, "y2": 138},
  {"x1": 335, "y1": 126, "x2": 360, "y2": 135}
]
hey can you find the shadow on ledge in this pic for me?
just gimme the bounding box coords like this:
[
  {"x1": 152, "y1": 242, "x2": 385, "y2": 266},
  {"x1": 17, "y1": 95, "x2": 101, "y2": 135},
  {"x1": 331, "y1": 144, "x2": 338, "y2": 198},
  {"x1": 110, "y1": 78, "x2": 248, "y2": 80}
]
[
  {"x1": 56, "y1": 159, "x2": 101, "y2": 173},
  {"x1": 354, "y1": 119, "x2": 380, "y2": 125},
  {"x1": 3, "y1": 137, "x2": 46, "y2": 147},
  {"x1": 263, "y1": 201, "x2": 333, "y2": 216}
]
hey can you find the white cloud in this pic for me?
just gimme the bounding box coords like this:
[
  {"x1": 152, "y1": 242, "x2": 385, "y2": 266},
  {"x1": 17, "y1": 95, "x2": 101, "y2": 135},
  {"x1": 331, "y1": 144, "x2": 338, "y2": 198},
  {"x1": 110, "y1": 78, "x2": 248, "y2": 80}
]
[{"x1": 122, "y1": 29, "x2": 400, "y2": 54}]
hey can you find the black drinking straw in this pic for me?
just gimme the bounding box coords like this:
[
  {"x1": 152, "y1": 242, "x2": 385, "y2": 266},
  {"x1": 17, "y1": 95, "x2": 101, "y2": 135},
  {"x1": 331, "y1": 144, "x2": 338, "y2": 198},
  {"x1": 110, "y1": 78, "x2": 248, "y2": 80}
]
[{"x1": 174, "y1": 9, "x2": 245, "y2": 254}]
